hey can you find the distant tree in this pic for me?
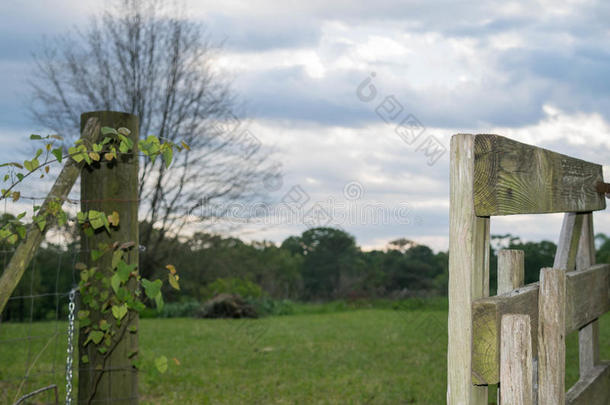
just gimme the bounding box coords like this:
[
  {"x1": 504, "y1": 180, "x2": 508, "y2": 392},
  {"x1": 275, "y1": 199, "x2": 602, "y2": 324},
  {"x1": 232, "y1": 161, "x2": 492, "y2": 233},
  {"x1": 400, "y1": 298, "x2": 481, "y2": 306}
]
[
  {"x1": 29, "y1": 0, "x2": 277, "y2": 277},
  {"x1": 388, "y1": 238, "x2": 416, "y2": 253},
  {"x1": 595, "y1": 233, "x2": 610, "y2": 264},
  {"x1": 490, "y1": 234, "x2": 557, "y2": 291},
  {"x1": 283, "y1": 227, "x2": 364, "y2": 299}
]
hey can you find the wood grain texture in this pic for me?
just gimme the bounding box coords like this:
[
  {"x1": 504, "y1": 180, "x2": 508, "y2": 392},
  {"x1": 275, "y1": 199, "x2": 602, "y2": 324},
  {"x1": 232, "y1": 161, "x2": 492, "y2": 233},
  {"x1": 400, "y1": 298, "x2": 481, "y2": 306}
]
[
  {"x1": 497, "y1": 249, "x2": 525, "y2": 295},
  {"x1": 566, "y1": 362, "x2": 610, "y2": 405},
  {"x1": 447, "y1": 134, "x2": 489, "y2": 404},
  {"x1": 538, "y1": 267, "x2": 567, "y2": 405},
  {"x1": 500, "y1": 314, "x2": 533, "y2": 405},
  {"x1": 472, "y1": 263, "x2": 609, "y2": 384},
  {"x1": 497, "y1": 249, "x2": 527, "y2": 405},
  {"x1": 472, "y1": 283, "x2": 539, "y2": 384},
  {"x1": 564, "y1": 264, "x2": 610, "y2": 333},
  {"x1": 554, "y1": 213, "x2": 584, "y2": 271},
  {"x1": 473, "y1": 134, "x2": 605, "y2": 216}
]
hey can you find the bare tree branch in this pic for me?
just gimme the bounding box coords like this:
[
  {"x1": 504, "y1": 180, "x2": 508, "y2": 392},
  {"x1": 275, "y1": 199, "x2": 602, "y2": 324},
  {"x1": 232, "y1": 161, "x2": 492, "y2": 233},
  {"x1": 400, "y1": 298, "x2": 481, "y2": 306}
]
[{"x1": 28, "y1": 0, "x2": 277, "y2": 277}]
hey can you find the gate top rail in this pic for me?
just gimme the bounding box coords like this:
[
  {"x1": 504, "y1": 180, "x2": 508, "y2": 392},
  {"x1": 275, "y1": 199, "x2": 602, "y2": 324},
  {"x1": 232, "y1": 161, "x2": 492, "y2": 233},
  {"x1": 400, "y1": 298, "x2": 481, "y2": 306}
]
[{"x1": 473, "y1": 134, "x2": 605, "y2": 216}]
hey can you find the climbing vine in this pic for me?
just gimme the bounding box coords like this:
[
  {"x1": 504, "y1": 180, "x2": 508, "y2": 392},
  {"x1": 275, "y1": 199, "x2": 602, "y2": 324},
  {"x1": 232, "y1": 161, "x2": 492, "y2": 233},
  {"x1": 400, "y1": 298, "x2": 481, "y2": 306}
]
[{"x1": 0, "y1": 126, "x2": 185, "y2": 377}]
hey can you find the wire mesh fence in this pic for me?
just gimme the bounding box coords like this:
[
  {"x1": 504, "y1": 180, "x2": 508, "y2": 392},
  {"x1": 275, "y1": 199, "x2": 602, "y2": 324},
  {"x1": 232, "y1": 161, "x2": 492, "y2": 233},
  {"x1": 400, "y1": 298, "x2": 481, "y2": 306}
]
[{"x1": 0, "y1": 195, "x2": 80, "y2": 405}]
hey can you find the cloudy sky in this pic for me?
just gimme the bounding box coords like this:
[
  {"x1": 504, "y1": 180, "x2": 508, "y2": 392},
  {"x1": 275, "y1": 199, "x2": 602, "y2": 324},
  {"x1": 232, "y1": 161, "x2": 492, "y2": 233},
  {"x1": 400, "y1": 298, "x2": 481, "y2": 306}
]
[{"x1": 2, "y1": 0, "x2": 610, "y2": 251}]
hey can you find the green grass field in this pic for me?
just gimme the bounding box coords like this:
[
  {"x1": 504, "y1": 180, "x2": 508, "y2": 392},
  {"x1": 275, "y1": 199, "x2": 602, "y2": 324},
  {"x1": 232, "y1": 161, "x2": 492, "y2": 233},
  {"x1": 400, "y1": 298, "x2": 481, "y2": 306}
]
[{"x1": 1, "y1": 308, "x2": 608, "y2": 404}]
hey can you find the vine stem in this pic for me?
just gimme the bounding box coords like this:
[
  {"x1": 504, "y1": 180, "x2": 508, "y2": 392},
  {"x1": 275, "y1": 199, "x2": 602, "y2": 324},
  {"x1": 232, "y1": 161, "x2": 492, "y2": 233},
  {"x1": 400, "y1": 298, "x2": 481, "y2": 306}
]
[{"x1": 86, "y1": 310, "x2": 134, "y2": 405}]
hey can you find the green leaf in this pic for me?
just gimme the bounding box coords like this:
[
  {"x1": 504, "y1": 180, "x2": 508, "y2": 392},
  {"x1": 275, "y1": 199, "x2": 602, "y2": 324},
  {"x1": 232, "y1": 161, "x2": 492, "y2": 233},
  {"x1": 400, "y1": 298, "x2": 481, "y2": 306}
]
[
  {"x1": 86, "y1": 330, "x2": 104, "y2": 346},
  {"x1": 88, "y1": 210, "x2": 106, "y2": 230},
  {"x1": 119, "y1": 140, "x2": 130, "y2": 154},
  {"x1": 141, "y1": 279, "x2": 162, "y2": 301},
  {"x1": 154, "y1": 293, "x2": 164, "y2": 311},
  {"x1": 98, "y1": 347, "x2": 108, "y2": 354},
  {"x1": 101, "y1": 127, "x2": 118, "y2": 135},
  {"x1": 116, "y1": 287, "x2": 130, "y2": 302},
  {"x1": 162, "y1": 147, "x2": 173, "y2": 168},
  {"x1": 68, "y1": 147, "x2": 84, "y2": 163},
  {"x1": 30, "y1": 134, "x2": 42, "y2": 140},
  {"x1": 117, "y1": 261, "x2": 136, "y2": 282},
  {"x1": 128, "y1": 325, "x2": 138, "y2": 333},
  {"x1": 99, "y1": 319, "x2": 110, "y2": 331},
  {"x1": 77, "y1": 310, "x2": 90, "y2": 319},
  {"x1": 112, "y1": 303, "x2": 128, "y2": 320},
  {"x1": 57, "y1": 210, "x2": 68, "y2": 227},
  {"x1": 91, "y1": 249, "x2": 103, "y2": 261},
  {"x1": 35, "y1": 217, "x2": 46, "y2": 232},
  {"x1": 112, "y1": 249, "x2": 123, "y2": 269},
  {"x1": 81, "y1": 355, "x2": 89, "y2": 364},
  {"x1": 16, "y1": 225, "x2": 26, "y2": 239},
  {"x1": 110, "y1": 273, "x2": 121, "y2": 294},
  {"x1": 155, "y1": 356, "x2": 168, "y2": 374},
  {"x1": 51, "y1": 148, "x2": 63, "y2": 163}
]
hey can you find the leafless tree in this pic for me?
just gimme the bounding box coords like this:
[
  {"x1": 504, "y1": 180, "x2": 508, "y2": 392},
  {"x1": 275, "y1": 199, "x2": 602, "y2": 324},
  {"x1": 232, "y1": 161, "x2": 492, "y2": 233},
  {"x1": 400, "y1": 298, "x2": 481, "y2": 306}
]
[{"x1": 29, "y1": 0, "x2": 279, "y2": 277}]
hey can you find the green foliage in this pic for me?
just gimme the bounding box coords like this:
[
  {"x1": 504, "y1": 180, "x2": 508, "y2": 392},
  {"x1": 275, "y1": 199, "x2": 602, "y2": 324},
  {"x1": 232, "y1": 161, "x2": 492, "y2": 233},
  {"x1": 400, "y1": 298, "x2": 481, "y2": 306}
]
[
  {"x1": 0, "y1": 128, "x2": 185, "y2": 387},
  {"x1": 203, "y1": 277, "x2": 264, "y2": 300}
]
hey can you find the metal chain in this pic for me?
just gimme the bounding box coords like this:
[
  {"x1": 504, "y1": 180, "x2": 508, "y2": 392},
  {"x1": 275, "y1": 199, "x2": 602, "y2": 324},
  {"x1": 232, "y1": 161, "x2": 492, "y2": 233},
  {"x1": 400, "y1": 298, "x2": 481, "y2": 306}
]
[{"x1": 65, "y1": 287, "x2": 77, "y2": 405}]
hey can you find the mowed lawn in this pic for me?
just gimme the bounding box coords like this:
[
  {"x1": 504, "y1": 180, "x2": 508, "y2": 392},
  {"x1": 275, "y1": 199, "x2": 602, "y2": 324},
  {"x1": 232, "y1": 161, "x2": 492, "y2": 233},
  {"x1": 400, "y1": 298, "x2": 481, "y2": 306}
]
[{"x1": 1, "y1": 309, "x2": 609, "y2": 404}]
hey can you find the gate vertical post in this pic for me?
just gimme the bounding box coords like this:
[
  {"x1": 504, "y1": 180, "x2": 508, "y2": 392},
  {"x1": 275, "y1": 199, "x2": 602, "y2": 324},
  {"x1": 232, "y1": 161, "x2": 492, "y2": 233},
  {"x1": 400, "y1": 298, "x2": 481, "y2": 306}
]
[{"x1": 448, "y1": 134, "x2": 490, "y2": 404}]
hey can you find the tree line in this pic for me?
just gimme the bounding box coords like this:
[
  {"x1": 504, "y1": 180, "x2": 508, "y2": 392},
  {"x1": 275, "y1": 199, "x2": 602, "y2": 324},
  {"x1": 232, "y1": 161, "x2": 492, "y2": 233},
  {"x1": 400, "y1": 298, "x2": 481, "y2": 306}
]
[{"x1": 7, "y1": 222, "x2": 610, "y2": 321}]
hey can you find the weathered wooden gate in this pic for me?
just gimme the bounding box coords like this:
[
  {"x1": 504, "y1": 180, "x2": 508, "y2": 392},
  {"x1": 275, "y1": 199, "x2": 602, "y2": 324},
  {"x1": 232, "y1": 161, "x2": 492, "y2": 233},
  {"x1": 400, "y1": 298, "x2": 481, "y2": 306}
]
[{"x1": 447, "y1": 134, "x2": 610, "y2": 404}]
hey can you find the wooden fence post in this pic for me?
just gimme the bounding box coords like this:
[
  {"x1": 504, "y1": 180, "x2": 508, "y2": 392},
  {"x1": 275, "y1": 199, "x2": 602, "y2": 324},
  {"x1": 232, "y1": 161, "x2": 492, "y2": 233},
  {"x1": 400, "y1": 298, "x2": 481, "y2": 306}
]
[
  {"x1": 538, "y1": 267, "x2": 567, "y2": 405},
  {"x1": 78, "y1": 111, "x2": 139, "y2": 404},
  {"x1": 500, "y1": 314, "x2": 533, "y2": 405},
  {"x1": 448, "y1": 134, "x2": 489, "y2": 404},
  {"x1": 497, "y1": 249, "x2": 534, "y2": 405},
  {"x1": 576, "y1": 213, "x2": 600, "y2": 375}
]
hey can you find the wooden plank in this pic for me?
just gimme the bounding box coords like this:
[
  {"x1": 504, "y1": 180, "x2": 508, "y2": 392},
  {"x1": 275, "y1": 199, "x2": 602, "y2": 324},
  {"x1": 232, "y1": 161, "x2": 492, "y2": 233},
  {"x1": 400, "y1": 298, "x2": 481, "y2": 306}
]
[
  {"x1": 554, "y1": 213, "x2": 584, "y2": 271},
  {"x1": 497, "y1": 249, "x2": 526, "y2": 405},
  {"x1": 538, "y1": 267, "x2": 566, "y2": 405},
  {"x1": 497, "y1": 249, "x2": 525, "y2": 294},
  {"x1": 447, "y1": 134, "x2": 489, "y2": 404},
  {"x1": 576, "y1": 213, "x2": 600, "y2": 374},
  {"x1": 472, "y1": 263, "x2": 609, "y2": 384},
  {"x1": 500, "y1": 314, "x2": 533, "y2": 405},
  {"x1": 565, "y1": 263, "x2": 610, "y2": 333},
  {"x1": 473, "y1": 134, "x2": 605, "y2": 216},
  {"x1": 472, "y1": 283, "x2": 539, "y2": 384},
  {"x1": 566, "y1": 362, "x2": 610, "y2": 405}
]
